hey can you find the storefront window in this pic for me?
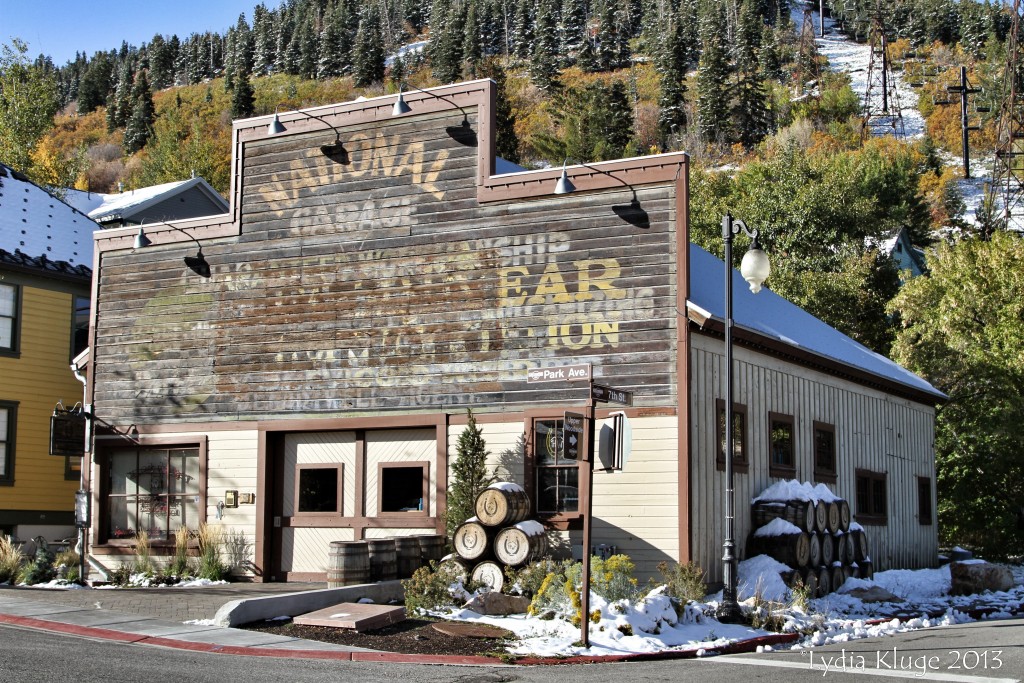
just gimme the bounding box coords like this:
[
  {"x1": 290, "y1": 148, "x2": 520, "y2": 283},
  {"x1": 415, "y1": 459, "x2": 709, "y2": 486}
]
[
  {"x1": 534, "y1": 419, "x2": 579, "y2": 514},
  {"x1": 106, "y1": 447, "x2": 200, "y2": 541}
]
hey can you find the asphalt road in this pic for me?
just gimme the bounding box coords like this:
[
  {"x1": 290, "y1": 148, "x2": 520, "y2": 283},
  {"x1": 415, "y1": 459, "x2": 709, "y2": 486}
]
[{"x1": 2, "y1": 616, "x2": 1021, "y2": 683}]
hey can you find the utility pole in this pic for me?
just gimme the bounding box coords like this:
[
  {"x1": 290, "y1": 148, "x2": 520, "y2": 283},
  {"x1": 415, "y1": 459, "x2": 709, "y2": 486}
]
[{"x1": 946, "y1": 66, "x2": 981, "y2": 178}]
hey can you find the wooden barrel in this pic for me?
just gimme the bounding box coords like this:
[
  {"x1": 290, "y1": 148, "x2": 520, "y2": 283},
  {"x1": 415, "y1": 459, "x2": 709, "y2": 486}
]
[
  {"x1": 494, "y1": 521, "x2": 548, "y2": 567},
  {"x1": 470, "y1": 561, "x2": 505, "y2": 592},
  {"x1": 851, "y1": 528, "x2": 870, "y2": 562},
  {"x1": 439, "y1": 553, "x2": 469, "y2": 582},
  {"x1": 808, "y1": 532, "x2": 822, "y2": 567},
  {"x1": 327, "y1": 541, "x2": 369, "y2": 587},
  {"x1": 834, "y1": 532, "x2": 853, "y2": 565},
  {"x1": 830, "y1": 564, "x2": 845, "y2": 592},
  {"x1": 858, "y1": 560, "x2": 874, "y2": 580},
  {"x1": 366, "y1": 539, "x2": 397, "y2": 581},
  {"x1": 475, "y1": 484, "x2": 530, "y2": 527},
  {"x1": 395, "y1": 536, "x2": 422, "y2": 578},
  {"x1": 751, "y1": 500, "x2": 816, "y2": 533},
  {"x1": 415, "y1": 534, "x2": 447, "y2": 565},
  {"x1": 453, "y1": 520, "x2": 493, "y2": 562},
  {"x1": 819, "y1": 532, "x2": 834, "y2": 567},
  {"x1": 826, "y1": 501, "x2": 840, "y2": 533},
  {"x1": 798, "y1": 566, "x2": 819, "y2": 596},
  {"x1": 842, "y1": 564, "x2": 855, "y2": 581},
  {"x1": 814, "y1": 500, "x2": 828, "y2": 533},
  {"x1": 748, "y1": 530, "x2": 810, "y2": 568},
  {"x1": 815, "y1": 566, "x2": 832, "y2": 597},
  {"x1": 838, "y1": 499, "x2": 851, "y2": 532}
]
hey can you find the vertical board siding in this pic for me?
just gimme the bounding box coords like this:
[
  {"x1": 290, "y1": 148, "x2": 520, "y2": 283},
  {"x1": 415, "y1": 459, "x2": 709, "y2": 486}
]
[{"x1": 690, "y1": 333, "x2": 937, "y2": 581}]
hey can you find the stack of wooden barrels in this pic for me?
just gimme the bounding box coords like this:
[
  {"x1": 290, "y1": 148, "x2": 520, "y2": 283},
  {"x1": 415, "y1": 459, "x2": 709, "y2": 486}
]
[
  {"x1": 327, "y1": 533, "x2": 447, "y2": 587},
  {"x1": 445, "y1": 482, "x2": 549, "y2": 592},
  {"x1": 748, "y1": 493, "x2": 872, "y2": 598}
]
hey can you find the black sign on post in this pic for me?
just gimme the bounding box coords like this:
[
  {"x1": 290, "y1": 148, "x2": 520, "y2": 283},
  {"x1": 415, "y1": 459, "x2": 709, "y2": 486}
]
[
  {"x1": 591, "y1": 383, "x2": 633, "y2": 406},
  {"x1": 563, "y1": 411, "x2": 586, "y2": 461},
  {"x1": 50, "y1": 410, "x2": 86, "y2": 456}
]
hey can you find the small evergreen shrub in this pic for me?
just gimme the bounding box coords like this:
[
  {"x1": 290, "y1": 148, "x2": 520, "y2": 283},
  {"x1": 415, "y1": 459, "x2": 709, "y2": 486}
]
[
  {"x1": 402, "y1": 562, "x2": 462, "y2": 614},
  {"x1": 0, "y1": 535, "x2": 24, "y2": 584},
  {"x1": 445, "y1": 409, "x2": 496, "y2": 540},
  {"x1": 18, "y1": 539, "x2": 56, "y2": 585}
]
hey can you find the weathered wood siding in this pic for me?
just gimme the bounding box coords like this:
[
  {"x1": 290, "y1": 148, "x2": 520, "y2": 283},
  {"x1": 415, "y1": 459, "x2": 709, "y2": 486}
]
[
  {"x1": 90, "y1": 104, "x2": 681, "y2": 424},
  {"x1": 689, "y1": 333, "x2": 938, "y2": 580}
]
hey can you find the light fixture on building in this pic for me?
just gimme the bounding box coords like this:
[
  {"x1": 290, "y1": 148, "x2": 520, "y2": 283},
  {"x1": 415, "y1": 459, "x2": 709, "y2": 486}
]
[
  {"x1": 391, "y1": 83, "x2": 476, "y2": 146},
  {"x1": 554, "y1": 159, "x2": 577, "y2": 195},
  {"x1": 266, "y1": 106, "x2": 350, "y2": 163},
  {"x1": 133, "y1": 221, "x2": 212, "y2": 278},
  {"x1": 551, "y1": 159, "x2": 649, "y2": 229},
  {"x1": 717, "y1": 213, "x2": 770, "y2": 624}
]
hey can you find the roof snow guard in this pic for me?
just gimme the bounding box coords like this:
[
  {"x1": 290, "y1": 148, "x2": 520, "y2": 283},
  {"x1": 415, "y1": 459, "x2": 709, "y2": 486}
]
[
  {"x1": 0, "y1": 247, "x2": 91, "y2": 279},
  {"x1": 0, "y1": 163, "x2": 99, "y2": 267}
]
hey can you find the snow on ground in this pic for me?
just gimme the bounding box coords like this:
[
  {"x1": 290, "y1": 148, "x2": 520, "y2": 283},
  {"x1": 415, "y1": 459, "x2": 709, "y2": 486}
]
[{"x1": 423, "y1": 558, "x2": 1024, "y2": 657}]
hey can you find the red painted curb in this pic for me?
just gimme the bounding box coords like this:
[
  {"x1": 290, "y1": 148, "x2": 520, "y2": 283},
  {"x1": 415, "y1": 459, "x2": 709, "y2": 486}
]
[{"x1": 0, "y1": 611, "x2": 798, "y2": 665}]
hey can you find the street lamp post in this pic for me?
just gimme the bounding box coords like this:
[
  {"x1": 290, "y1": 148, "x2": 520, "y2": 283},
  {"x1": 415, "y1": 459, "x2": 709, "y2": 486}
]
[{"x1": 718, "y1": 214, "x2": 770, "y2": 623}]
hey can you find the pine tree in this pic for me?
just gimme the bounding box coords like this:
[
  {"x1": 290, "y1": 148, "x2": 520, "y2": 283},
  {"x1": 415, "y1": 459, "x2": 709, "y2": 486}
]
[
  {"x1": 530, "y1": 0, "x2": 561, "y2": 89},
  {"x1": 253, "y1": 4, "x2": 276, "y2": 75},
  {"x1": 560, "y1": 0, "x2": 588, "y2": 66},
  {"x1": 122, "y1": 70, "x2": 155, "y2": 154},
  {"x1": 444, "y1": 410, "x2": 496, "y2": 540},
  {"x1": 512, "y1": 0, "x2": 535, "y2": 59},
  {"x1": 109, "y1": 60, "x2": 134, "y2": 131},
  {"x1": 431, "y1": 0, "x2": 466, "y2": 83},
  {"x1": 231, "y1": 71, "x2": 256, "y2": 119},
  {"x1": 658, "y1": 13, "x2": 689, "y2": 149},
  {"x1": 696, "y1": 5, "x2": 732, "y2": 145},
  {"x1": 318, "y1": 5, "x2": 347, "y2": 78},
  {"x1": 148, "y1": 34, "x2": 177, "y2": 89},
  {"x1": 352, "y1": 6, "x2": 386, "y2": 86},
  {"x1": 275, "y1": 9, "x2": 294, "y2": 74},
  {"x1": 297, "y1": 13, "x2": 319, "y2": 79},
  {"x1": 462, "y1": 0, "x2": 483, "y2": 79},
  {"x1": 731, "y1": 0, "x2": 770, "y2": 147}
]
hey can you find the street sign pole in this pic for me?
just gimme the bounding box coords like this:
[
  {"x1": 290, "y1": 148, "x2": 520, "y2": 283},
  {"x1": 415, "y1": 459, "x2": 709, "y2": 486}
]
[{"x1": 579, "y1": 386, "x2": 595, "y2": 648}]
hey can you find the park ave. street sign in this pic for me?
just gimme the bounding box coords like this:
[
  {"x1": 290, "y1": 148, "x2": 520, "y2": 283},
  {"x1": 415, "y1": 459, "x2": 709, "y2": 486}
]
[{"x1": 527, "y1": 364, "x2": 592, "y2": 383}]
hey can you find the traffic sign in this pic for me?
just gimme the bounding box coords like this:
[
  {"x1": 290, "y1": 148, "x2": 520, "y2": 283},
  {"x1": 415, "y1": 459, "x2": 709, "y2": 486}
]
[
  {"x1": 563, "y1": 411, "x2": 586, "y2": 460},
  {"x1": 527, "y1": 364, "x2": 592, "y2": 384},
  {"x1": 591, "y1": 383, "x2": 633, "y2": 405}
]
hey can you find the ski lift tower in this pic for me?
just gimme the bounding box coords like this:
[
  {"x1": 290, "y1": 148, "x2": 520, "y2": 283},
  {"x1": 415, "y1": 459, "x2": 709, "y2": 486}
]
[
  {"x1": 986, "y1": 0, "x2": 1024, "y2": 233},
  {"x1": 861, "y1": 8, "x2": 906, "y2": 141}
]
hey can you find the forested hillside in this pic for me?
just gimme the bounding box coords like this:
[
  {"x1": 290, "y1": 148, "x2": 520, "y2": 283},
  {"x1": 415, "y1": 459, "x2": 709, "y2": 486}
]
[{"x1": 2, "y1": 0, "x2": 1023, "y2": 560}]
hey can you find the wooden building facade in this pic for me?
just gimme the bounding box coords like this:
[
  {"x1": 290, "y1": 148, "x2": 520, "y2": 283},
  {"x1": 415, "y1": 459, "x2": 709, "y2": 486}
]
[{"x1": 84, "y1": 80, "x2": 941, "y2": 582}]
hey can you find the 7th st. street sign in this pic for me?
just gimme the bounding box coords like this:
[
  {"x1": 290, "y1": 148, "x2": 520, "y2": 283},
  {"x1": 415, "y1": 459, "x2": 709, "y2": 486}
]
[{"x1": 591, "y1": 383, "x2": 633, "y2": 405}]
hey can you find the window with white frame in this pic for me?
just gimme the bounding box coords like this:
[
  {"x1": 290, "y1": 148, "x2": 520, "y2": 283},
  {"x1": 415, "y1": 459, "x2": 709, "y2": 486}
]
[
  {"x1": 0, "y1": 284, "x2": 18, "y2": 353},
  {"x1": 0, "y1": 401, "x2": 15, "y2": 485},
  {"x1": 104, "y1": 447, "x2": 200, "y2": 541}
]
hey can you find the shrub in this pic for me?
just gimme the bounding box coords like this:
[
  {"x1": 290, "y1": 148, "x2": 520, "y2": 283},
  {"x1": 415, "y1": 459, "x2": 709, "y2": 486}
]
[
  {"x1": 134, "y1": 529, "x2": 155, "y2": 575},
  {"x1": 506, "y1": 558, "x2": 563, "y2": 598},
  {"x1": 18, "y1": 538, "x2": 57, "y2": 585},
  {"x1": 0, "y1": 535, "x2": 24, "y2": 583},
  {"x1": 657, "y1": 560, "x2": 708, "y2": 603},
  {"x1": 402, "y1": 562, "x2": 463, "y2": 614},
  {"x1": 196, "y1": 523, "x2": 229, "y2": 581},
  {"x1": 168, "y1": 527, "x2": 193, "y2": 578},
  {"x1": 109, "y1": 561, "x2": 137, "y2": 587},
  {"x1": 54, "y1": 549, "x2": 80, "y2": 583},
  {"x1": 789, "y1": 578, "x2": 813, "y2": 612},
  {"x1": 528, "y1": 555, "x2": 641, "y2": 625},
  {"x1": 590, "y1": 554, "x2": 641, "y2": 603}
]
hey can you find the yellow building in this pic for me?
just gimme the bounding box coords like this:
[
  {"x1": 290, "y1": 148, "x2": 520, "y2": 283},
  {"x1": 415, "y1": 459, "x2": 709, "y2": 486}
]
[{"x1": 0, "y1": 163, "x2": 95, "y2": 543}]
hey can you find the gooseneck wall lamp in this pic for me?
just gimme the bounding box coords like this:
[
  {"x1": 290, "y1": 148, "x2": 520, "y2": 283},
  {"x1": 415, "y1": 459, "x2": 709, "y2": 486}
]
[
  {"x1": 717, "y1": 213, "x2": 770, "y2": 623},
  {"x1": 551, "y1": 158, "x2": 651, "y2": 229},
  {"x1": 391, "y1": 83, "x2": 477, "y2": 146},
  {"x1": 266, "y1": 106, "x2": 350, "y2": 162},
  {"x1": 133, "y1": 221, "x2": 212, "y2": 278}
]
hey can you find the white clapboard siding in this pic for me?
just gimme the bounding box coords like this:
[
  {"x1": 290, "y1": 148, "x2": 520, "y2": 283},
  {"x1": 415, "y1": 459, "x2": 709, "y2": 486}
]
[
  {"x1": 689, "y1": 333, "x2": 938, "y2": 582},
  {"x1": 205, "y1": 430, "x2": 261, "y2": 574},
  {"x1": 364, "y1": 428, "x2": 437, "y2": 517}
]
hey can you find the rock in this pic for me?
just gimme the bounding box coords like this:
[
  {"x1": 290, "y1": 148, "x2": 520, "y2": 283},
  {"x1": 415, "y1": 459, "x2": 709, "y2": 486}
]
[
  {"x1": 462, "y1": 592, "x2": 531, "y2": 616},
  {"x1": 843, "y1": 586, "x2": 903, "y2": 603},
  {"x1": 949, "y1": 561, "x2": 1015, "y2": 596}
]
